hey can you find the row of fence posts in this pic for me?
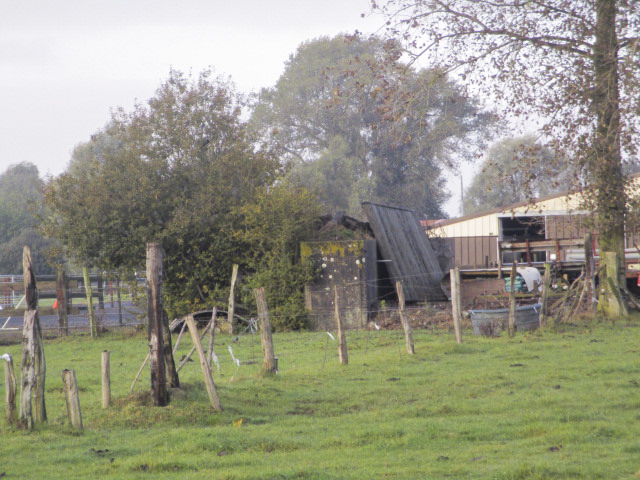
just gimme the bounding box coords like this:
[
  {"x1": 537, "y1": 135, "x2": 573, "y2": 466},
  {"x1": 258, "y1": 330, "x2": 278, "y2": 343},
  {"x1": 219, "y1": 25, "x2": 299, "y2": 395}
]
[
  {"x1": 2, "y1": 247, "x2": 95, "y2": 430},
  {"x1": 4, "y1": 243, "x2": 454, "y2": 431}
]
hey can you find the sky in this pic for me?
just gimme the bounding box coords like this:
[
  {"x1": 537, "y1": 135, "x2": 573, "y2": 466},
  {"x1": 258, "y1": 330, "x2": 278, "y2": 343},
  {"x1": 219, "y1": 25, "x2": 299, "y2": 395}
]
[{"x1": 0, "y1": 0, "x2": 468, "y2": 217}]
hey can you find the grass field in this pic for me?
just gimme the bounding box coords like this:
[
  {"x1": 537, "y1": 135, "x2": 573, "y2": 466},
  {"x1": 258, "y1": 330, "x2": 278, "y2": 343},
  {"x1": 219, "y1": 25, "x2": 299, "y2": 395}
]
[{"x1": 1, "y1": 318, "x2": 640, "y2": 479}]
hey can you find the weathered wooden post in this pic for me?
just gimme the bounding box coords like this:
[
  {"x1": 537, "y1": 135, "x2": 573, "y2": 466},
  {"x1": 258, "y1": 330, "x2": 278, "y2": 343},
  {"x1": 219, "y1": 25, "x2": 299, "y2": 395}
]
[
  {"x1": 254, "y1": 287, "x2": 277, "y2": 372},
  {"x1": 82, "y1": 267, "x2": 97, "y2": 338},
  {"x1": 539, "y1": 262, "x2": 552, "y2": 327},
  {"x1": 584, "y1": 233, "x2": 596, "y2": 312},
  {"x1": 450, "y1": 268, "x2": 463, "y2": 344},
  {"x1": 508, "y1": 261, "x2": 518, "y2": 337},
  {"x1": 116, "y1": 276, "x2": 123, "y2": 326},
  {"x1": 56, "y1": 267, "x2": 69, "y2": 336},
  {"x1": 20, "y1": 246, "x2": 46, "y2": 429},
  {"x1": 228, "y1": 264, "x2": 239, "y2": 332},
  {"x1": 146, "y1": 243, "x2": 169, "y2": 406},
  {"x1": 333, "y1": 286, "x2": 349, "y2": 365},
  {"x1": 61, "y1": 369, "x2": 83, "y2": 430},
  {"x1": 396, "y1": 280, "x2": 414, "y2": 354},
  {"x1": 101, "y1": 351, "x2": 111, "y2": 409},
  {"x1": 3, "y1": 354, "x2": 17, "y2": 426},
  {"x1": 185, "y1": 315, "x2": 222, "y2": 411},
  {"x1": 161, "y1": 310, "x2": 180, "y2": 389},
  {"x1": 207, "y1": 307, "x2": 217, "y2": 368}
]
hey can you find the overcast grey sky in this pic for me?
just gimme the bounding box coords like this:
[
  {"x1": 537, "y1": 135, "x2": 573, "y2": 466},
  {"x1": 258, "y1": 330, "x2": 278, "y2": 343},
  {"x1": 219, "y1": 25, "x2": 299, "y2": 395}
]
[{"x1": 0, "y1": 0, "x2": 381, "y2": 177}]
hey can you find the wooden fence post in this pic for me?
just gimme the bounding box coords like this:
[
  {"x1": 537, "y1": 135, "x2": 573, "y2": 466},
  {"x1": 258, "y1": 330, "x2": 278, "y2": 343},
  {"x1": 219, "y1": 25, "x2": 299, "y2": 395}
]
[
  {"x1": 334, "y1": 286, "x2": 349, "y2": 365},
  {"x1": 254, "y1": 287, "x2": 277, "y2": 373},
  {"x1": 539, "y1": 262, "x2": 551, "y2": 327},
  {"x1": 102, "y1": 351, "x2": 111, "y2": 409},
  {"x1": 56, "y1": 267, "x2": 69, "y2": 336},
  {"x1": 396, "y1": 280, "x2": 414, "y2": 354},
  {"x1": 161, "y1": 310, "x2": 180, "y2": 389},
  {"x1": 450, "y1": 268, "x2": 463, "y2": 344},
  {"x1": 584, "y1": 233, "x2": 595, "y2": 312},
  {"x1": 508, "y1": 261, "x2": 518, "y2": 337},
  {"x1": 116, "y1": 277, "x2": 123, "y2": 326},
  {"x1": 82, "y1": 267, "x2": 97, "y2": 338},
  {"x1": 207, "y1": 307, "x2": 217, "y2": 368},
  {"x1": 228, "y1": 264, "x2": 239, "y2": 332},
  {"x1": 20, "y1": 246, "x2": 46, "y2": 429},
  {"x1": 61, "y1": 369, "x2": 83, "y2": 430},
  {"x1": 146, "y1": 243, "x2": 168, "y2": 407},
  {"x1": 185, "y1": 315, "x2": 222, "y2": 411},
  {"x1": 3, "y1": 354, "x2": 17, "y2": 426}
]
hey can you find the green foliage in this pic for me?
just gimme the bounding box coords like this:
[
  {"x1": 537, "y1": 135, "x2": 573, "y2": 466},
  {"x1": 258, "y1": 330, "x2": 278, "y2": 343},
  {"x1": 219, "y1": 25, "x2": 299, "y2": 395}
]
[
  {"x1": 234, "y1": 185, "x2": 321, "y2": 330},
  {"x1": 251, "y1": 34, "x2": 494, "y2": 218},
  {"x1": 0, "y1": 162, "x2": 57, "y2": 274},
  {"x1": 2, "y1": 322, "x2": 640, "y2": 478},
  {"x1": 43, "y1": 69, "x2": 315, "y2": 319},
  {"x1": 463, "y1": 136, "x2": 573, "y2": 215}
]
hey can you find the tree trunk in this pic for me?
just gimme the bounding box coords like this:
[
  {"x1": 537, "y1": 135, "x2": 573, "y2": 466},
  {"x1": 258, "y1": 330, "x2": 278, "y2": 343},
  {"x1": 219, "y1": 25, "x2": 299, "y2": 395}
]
[
  {"x1": 592, "y1": 0, "x2": 626, "y2": 317},
  {"x1": 146, "y1": 243, "x2": 168, "y2": 407},
  {"x1": 598, "y1": 251, "x2": 629, "y2": 318}
]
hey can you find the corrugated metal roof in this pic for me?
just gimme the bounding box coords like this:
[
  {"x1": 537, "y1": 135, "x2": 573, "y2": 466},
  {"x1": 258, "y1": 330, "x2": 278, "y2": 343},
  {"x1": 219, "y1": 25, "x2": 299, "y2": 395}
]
[{"x1": 362, "y1": 202, "x2": 447, "y2": 302}]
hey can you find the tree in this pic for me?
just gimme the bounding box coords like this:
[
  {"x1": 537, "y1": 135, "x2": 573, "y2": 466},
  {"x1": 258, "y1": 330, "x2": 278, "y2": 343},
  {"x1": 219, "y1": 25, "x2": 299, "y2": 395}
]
[
  {"x1": 463, "y1": 136, "x2": 572, "y2": 215},
  {"x1": 373, "y1": 0, "x2": 639, "y2": 316},
  {"x1": 43, "y1": 69, "x2": 318, "y2": 322},
  {"x1": 233, "y1": 185, "x2": 321, "y2": 330},
  {"x1": 0, "y1": 163, "x2": 56, "y2": 274},
  {"x1": 251, "y1": 34, "x2": 494, "y2": 218}
]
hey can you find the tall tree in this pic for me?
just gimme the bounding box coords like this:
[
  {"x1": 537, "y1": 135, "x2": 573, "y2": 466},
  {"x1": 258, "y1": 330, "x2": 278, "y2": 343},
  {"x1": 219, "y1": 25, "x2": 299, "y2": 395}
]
[
  {"x1": 43, "y1": 69, "x2": 317, "y2": 321},
  {"x1": 463, "y1": 136, "x2": 572, "y2": 215},
  {"x1": 251, "y1": 34, "x2": 494, "y2": 218},
  {"x1": 373, "y1": 0, "x2": 639, "y2": 315},
  {"x1": 0, "y1": 163, "x2": 55, "y2": 274}
]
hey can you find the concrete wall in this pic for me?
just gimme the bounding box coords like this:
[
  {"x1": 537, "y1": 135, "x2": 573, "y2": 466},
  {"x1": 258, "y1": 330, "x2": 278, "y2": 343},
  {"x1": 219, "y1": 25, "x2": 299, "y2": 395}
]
[{"x1": 301, "y1": 240, "x2": 377, "y2": 331}]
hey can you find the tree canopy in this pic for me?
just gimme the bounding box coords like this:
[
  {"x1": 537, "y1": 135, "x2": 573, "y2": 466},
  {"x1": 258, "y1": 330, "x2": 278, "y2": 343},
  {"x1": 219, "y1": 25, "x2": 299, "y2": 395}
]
[
  {"x1": 463, "y1": 136, "x2": 572, "y2": 215},
  {"x1": 43, "y1": 69, "x2": 319, "y2": 326},
  {"x1": 251, "y1": 34, "x2": 494, "y2": 218},
  {"x1": 0, "y1": 162, "x2": 55, "y2": 274},
  {"x1": 373, "y1": 0, "x2": 639, "y2": 315}
]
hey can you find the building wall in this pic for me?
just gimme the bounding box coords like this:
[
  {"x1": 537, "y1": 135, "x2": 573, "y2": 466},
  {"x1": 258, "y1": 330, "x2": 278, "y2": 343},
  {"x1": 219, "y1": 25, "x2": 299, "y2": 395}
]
[{"x1": 301, "y1": 240, "x2": 377, "y2": 331}]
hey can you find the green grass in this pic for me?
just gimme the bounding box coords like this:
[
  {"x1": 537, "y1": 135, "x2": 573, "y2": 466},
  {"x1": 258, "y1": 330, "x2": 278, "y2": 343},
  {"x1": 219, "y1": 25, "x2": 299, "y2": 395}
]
[{"x1": 2, "y1": 320, "x2": 640, "y2": 479}]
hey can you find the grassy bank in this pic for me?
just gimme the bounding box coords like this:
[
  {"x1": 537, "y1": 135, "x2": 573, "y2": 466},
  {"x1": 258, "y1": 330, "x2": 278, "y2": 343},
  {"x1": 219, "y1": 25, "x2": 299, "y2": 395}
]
[{"x1": 1, "y1": 320, "x2": 639, "y2": 479}]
